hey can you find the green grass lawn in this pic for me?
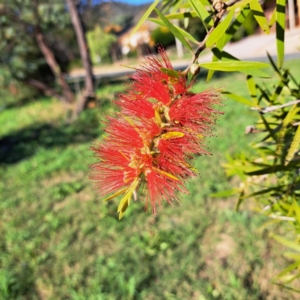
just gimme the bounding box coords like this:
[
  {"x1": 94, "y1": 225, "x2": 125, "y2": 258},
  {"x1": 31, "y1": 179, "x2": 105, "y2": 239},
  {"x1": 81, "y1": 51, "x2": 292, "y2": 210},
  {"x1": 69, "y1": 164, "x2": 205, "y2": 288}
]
[{"x1": 1, "y1": 59, "x2": 299, "y2": 299}]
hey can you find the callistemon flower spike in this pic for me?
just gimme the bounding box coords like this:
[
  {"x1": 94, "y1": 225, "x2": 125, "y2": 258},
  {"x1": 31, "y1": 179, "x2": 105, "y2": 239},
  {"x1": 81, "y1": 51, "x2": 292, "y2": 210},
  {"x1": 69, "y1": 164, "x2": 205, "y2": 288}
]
[{"x1": 90, "y1": 46, "x2": 222, "y2": 219}]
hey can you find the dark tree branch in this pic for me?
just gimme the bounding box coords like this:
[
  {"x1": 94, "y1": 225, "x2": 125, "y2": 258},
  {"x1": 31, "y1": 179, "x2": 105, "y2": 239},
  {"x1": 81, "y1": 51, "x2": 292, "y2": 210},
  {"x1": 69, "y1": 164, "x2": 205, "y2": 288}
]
[
  {"x1": 24, "y1": 79, "x2": 65, "y2": 102},
  {"x1": 66, "y1": 0, "x2": 95, "y2": 117},
  {"x1": 34, "y1": 26, "x2": 74, "y2": 104}
]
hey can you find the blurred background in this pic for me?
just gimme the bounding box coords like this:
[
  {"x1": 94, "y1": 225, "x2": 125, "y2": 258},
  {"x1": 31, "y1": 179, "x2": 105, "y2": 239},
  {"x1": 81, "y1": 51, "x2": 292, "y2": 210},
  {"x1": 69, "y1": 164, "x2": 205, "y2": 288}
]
[{"x1": 1, "y1": 0, "x2": 300, "y2": 299}]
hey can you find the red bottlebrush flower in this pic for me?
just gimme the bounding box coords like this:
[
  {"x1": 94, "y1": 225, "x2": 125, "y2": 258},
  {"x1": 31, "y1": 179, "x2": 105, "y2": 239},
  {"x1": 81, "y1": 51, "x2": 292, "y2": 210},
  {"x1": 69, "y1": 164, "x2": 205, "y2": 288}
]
[{"x1": 90, "y1": 47, "x2": 222, "y2": 219}]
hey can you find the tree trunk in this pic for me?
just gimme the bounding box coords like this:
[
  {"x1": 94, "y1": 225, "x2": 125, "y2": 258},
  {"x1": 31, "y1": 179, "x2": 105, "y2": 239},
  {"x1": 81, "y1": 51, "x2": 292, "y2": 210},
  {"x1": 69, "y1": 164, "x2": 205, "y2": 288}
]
[
  {"x1": 66, "y1": 0, "x2": 95, "y2": 117},
  {"x1": 34, "y1": 26, "x2": 75, "y2": 105}
]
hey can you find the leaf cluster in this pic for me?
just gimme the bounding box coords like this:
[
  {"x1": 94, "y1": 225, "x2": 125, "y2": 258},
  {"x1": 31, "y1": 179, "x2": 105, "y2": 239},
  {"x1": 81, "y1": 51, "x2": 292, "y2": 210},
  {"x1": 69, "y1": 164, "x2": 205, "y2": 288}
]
[
  {"x1": 134, "y1": 0, "x2": 276, "y2": 79},
  {"x1": 223, "y1": 57, "x2": 300, "y2": 290},
  {"x1": 0, "y1": 0, "x2": 76, "y2": 84},
  {"x1": 136, "y1": 0, "x2": 298, "y2": 291}
]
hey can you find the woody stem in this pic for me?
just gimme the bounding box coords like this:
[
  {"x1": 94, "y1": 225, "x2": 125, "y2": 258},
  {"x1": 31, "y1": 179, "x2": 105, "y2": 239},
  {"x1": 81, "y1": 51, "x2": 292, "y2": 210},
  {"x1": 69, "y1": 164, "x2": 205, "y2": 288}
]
[{"x1": 182, "y1": 0, "x2": 240, "y2": 77}]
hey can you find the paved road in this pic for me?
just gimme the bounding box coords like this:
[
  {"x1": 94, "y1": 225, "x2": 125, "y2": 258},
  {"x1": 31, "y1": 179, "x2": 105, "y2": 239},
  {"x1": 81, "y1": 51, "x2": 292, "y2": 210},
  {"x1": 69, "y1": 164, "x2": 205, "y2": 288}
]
[{"x1": 67, "y1": 27, "x2": 300, "y2": 82}]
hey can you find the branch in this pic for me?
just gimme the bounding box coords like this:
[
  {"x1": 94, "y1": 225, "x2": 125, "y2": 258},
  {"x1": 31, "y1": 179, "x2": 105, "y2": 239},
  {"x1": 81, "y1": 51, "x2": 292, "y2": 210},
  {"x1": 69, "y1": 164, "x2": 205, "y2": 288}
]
[
  {"x1": 24, "y1": 78, "x2": 65, "y2": 102},
  {"x1": 251, "y1": 99, "x2": 300, "y2": 114},
  {"x1": 182, "y1": 0, "x2": 240, "y2": 76}
]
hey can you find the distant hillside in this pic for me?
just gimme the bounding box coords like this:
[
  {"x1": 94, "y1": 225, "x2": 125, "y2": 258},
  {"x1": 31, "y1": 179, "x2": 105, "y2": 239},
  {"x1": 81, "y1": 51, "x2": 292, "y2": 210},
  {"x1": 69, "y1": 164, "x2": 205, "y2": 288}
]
[{"x1": 81, "y1": 1, "x2": 151, "y2": 31}]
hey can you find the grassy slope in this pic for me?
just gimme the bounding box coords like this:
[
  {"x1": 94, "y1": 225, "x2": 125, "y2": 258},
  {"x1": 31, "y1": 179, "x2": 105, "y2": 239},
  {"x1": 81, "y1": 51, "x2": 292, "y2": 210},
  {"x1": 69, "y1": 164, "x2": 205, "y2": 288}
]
[{"x1": 1, "y1": 59, "x2": 299, "y2": 300}]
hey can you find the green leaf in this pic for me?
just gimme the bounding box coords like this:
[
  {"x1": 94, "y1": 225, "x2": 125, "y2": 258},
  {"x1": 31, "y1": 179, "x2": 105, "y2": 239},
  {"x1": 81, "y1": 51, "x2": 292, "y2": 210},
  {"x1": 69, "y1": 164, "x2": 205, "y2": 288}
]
[
  {"x1": 199, "y1": 0, "x2": 211, "y2": 5},
  {"x1": 247, "y1": 75, "x2": 257, "y2": 104},
  {"x1": 168, "y1": 0, "x2": 189, "y2": 13},
  {"x1": 282, "y1": 104, "x2": 300, "y2": 128},
  {"x1": 207, "y1": 5, "x2": 251, "y2": 81},
  {"x1": 199, "y1": 60, "x2": 270, "y2": 72},
  {"x1": 188, "y1": 0, "x2": 211, "y2": 29},
  {"x1": 293, "y1": 200, "x2": 300, "y2": 225},
  {"x1": 273, "y1": 282, "x2": 300, "y2": 293},
  {"x1": 242, "y1": 185, "x2": 286, "y2": 199},
  {"x1": 272, "y1": 235, "x2": 300, "y2": 252},
  {"x1": 117, "y1": 178, "x2": 139, "y2": 219},
  {"x1": 227, "y1": 0, "x2": 255, "y2": 10},
  {"x1": 250, "y1": 0, "x2": 270, "y2": 34},
  {"x1": 206, "y1": 9, "x2": 235, "y2": 47},
  {"x1": 149, "y1": 18, "x2": 199, "y2": 44},
  {"x1": 154, "y1": 8, "x2": 193, "y2": 52},
  {"x1": 210, "y1": 188, "x2": 240, "y2": 198},
  {"x1": 285, "y1": 125, "x2": 300, "y2": 165},
  {"x1": 209, "y1": 49, "x2": 270, "y2": 77},
  {"x1": 246, "y1": 161, "x2": 299, "y2": 175},
  {"x1": 165, "y1": 11, "x2": 198, "y2": 20},
  {"x1": 275, "y1": 272, "x2": 300, "y2": 284},
  {"x1": 103, "y1": 187, "x2": 127, "y2": 202},
  {"x1": 218, "y1": 5, "x2": 251, "y2": 49},
  {"x1": 276, "y1": 0, "x2": 287, "y2": 68},
  {"x1": 283, "y1": 252, "x2": 300, "y2": 261},
  {"x1": 242, "y1": 69, "x2": 270, "y2": 78},
  {"x1": 266, "y1": 52, "x2": 282, "y2": 77},
  {"x1": 206, "y1": 55, "x2": 218, "y2": 82},
  {"x1": 269, "y1": 8, "x2": 276, "y2": 28},
  {"x1": 160, "y1": 67, "x2": 180, "y2": 78},
  {"x1": 131, "y1": 0, "x2": 159, "y2": 36},
  {"x1": 222, "y1": 90, "x2": 254, "y2": 106},
  {"x1": 271, "y1": 70, "x2": 288, "y2": 102}
]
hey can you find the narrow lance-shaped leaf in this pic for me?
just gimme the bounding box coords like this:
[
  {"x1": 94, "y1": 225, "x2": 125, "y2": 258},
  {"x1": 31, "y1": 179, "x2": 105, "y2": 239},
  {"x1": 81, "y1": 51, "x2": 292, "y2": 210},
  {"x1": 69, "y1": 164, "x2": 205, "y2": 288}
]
[
  {"x1": 207, "y1": 5, "x2": 251, "y2": 81},
  {"x1": 246, "y1": 162, "x2": 299, "y2": 176},
  {"x1": 267, "y1": 51, "x2": 282, "y2": 78},
  {"x1": 227, "y1": 0, "x2": 255, "y2": 10},
  {"x1": 218, "y1": 5, "x2": 251, "y2": 50},
  {"x1": 269, "y1": 7, "x2": 276, "y2": 28},
  {"x1": 206, "y1": 9, "x2": 235, "y2": 47},
  {"x1": 271, "y1": 70, "x2": 288, "y2": 102},
  {"x1": 250, "y1": 0, "x2": 270, "y2": 34},
  {"x1": 199, "y1": 60, "x2": 269, "y2": 72},
  {"x1": 169, "y1": 0, "x2": 188, "y2": 13},
  {"x1": 247, "y1": 75, "x2": 257, "y2": 104},
  {"x1": 199, "y1": 0, "x2": 211, "y2": 5},
  {"x1": 188, "y1": 0, "x2": 212, "y2": 30},
  {"x1": 282, "y1": 104, "x2": 300, "y2": 128},
  {"x1": 222, "y1": 90, "x2": 254, "y2": 106},
  {"x1": 210, "y1": 188, "x2": 240, "y2": 198},
  {"x1": 284, "y1": 252, "x2": 300, "y2": 261},
  {"x1": 276, "y1": 0, "x2": 287, "y2": 68},
  {"x1": 241, "y1": 185, "x2": 286, "y2": 200},
  {"x1": 117, "y1": 178, "x2": 139, "y2": 219},
  {"x1": 272, "y1": 283, "x2": 300, "y2": 293},
  {"x1": 165, "y1": 11, "x2": 198, "y2": 20},
  {"x1": 154, "y1": 8, "x2": 193, "y2": 52},
  {"x1": 209, "y1": 49, "x2": 270, "y2": 78},
  {"x1": 131, "y1": 0, "x2": 159, "y2": 35},
  {"x1": 273, "y1": 260, "x2": 300, "y2": 281},
  {"x1": 160, "y1": 67, "x2": 180, "y2": 78},
  {"x1": 104, "y1": 187, "x2": 127, "y2": 202},
  {"x1": 149, "y1": 18, "x2": 199, "y2": 44},
  {"x1": 272, "y1": 234, "x2": 300, "y2": 252},
  {"x1": 285, "y1": 125, "x2": 300, "y2": 165},
  {"x1": 293, "y1": 200, "x2": 300, "y2": 226}
]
